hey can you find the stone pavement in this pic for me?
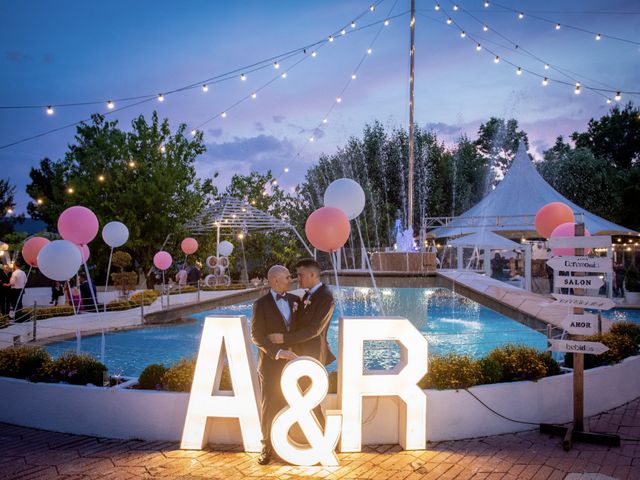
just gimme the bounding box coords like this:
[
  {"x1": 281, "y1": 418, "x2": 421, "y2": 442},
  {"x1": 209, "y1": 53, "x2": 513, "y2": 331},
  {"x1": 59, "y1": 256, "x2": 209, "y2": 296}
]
[{"x1": 1, "y1": 399, "x2": 639, "y2": 480}]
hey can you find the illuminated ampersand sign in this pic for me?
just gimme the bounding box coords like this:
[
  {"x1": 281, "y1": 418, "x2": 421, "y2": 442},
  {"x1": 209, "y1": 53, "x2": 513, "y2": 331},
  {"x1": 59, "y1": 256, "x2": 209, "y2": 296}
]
[{"x1": 270, "y1": 357, "x2": 342, "y2": 466}]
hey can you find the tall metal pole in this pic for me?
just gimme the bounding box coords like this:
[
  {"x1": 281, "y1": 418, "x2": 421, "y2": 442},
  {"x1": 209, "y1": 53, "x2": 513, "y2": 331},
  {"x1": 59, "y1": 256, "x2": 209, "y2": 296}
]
[{"x1": 408, "y1": 0, "x2": 416, "y2": 231}]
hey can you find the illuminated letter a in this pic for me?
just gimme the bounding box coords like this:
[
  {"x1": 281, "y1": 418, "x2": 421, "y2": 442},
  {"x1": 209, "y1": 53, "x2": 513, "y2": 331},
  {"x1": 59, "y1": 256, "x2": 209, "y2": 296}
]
[{"x1": 181, "y1": 315, "x2": 262, "y2": 452}]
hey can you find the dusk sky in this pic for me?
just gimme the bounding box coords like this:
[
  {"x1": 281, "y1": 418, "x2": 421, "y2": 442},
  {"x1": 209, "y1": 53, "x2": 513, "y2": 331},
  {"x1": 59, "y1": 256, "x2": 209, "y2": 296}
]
[{"x1": 1, "y1": 0, "x2": 638, "y2": 214}]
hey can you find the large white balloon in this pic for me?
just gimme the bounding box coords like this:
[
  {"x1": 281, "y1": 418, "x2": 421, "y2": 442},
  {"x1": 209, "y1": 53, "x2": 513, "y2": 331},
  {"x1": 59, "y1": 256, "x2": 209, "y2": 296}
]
[
  {"x1": 323, "y1": 178, "x2": 366, "y2": 220},
  {"x1": 37, "y1": 240, "x2": 83, "y2": 281},
  {"x1": 218, "y1": 241, "x2": 234, "y2": 256},
  {"x1": 102, "y1": 221, "x2": 129, "y2": 248}
]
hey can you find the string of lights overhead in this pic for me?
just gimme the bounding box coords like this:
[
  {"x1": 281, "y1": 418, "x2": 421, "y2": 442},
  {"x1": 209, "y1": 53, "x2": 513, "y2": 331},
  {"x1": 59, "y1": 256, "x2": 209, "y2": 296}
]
[{"x1": 0, "y1": 1, "x2": 390, "y2": 151}]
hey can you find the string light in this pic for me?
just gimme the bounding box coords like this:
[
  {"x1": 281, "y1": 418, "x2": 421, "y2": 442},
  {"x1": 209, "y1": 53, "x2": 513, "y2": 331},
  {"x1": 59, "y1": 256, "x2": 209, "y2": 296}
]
[
  {"x1": 157, "y1": 94, "x2": 164, "y2": 102},
  {"x1": 251, "y1": 92, "x2": 257, "y2": 99},
  {"x1": 518, "y1": 12, "x2": 524, "y2": 19},
  {"x1": 281, "y1": 72, "x2": 287, "y2": 79},
  {"x1": 484, "y1": 1, "x2": 490, "y2": 7},
  {"x1": 606, "y1": 98, "x2": 612, "y2": 104},
  {"x1": 6, "y1": 208, "x2": 12, "y2": 214},
  {"x1": 67, "y1": 187, "x2": 74, "y2": 194},
  {"x1": 336, "y1": 97, "x2": 342, "y2": 103},
  {"x1": 516, "y1": 67, "x2": 522, "y2": 75},
  {"x1": 128, "y1": 160, "x2": 135, "y2": 168},
  {"x1": 453, "y1": 5, "x2": 459, "y2": 11},
  {"x1": 574, "y1": 83, "x2": 581, "y2": 94},
  {"x1": 272, "y1": 179, "x2": 278, "y2": 185},
  {"x1": 284, "y1": 167, "x2": 289, "y2": 172},
  {"x1": 384, "y1": 19, "x2": 389, "y2": 26},
  {"x1": 555, "y1": 23, "x2": 561, "y2": 31},
  {"x1": 159, "y1": 145, "x2": 166, "y2": 153},
  {"x1": 615, "y1": 91, "x2": 622, "y2": 101},
  {"x1": 202, "y1": 84, "x2": 209, "y2": 92},
  {"x1": 460, "y1": 31, "x2": 466, "y2": 38},
  {"x1": 329, "y1": 35, "x2": 334, "y2": 42},
  {"x1": 221, "y1": 111, "x2": 227, "y2": 118},
  {"x1": 476, "y1": 43, "x2": 482, "y2": 51},
  {"x1": 542, "y1": 77, "x2": 549, "y2": 86},
  {"x1": 107, "y1": 100, "x2": 114, "y2": 109},
  {"x1": 494, "y1": 55, "x2": 500, "y2": 63},
  {"x1": 446, "y1": 17, "x2": 452, "y2": 25},
  {"x1": 98, "y1": 174, "x2": 105, "y2": 182},
  {"x1": 36, "y1": 199, "x2": 43, "y2": 205},
  {"x1": 595, "y1": 33, "x2": 601, "y2": 40},
  {"x1": 434, "y1": 4, "x2": 440, "y2": 11},
  {"x1": 351, "y1": 74, "x2": 357, "y2": 79},
  {"x1": 341, "y1": 28, "x2": 346, "y2": 35},
  {"x1": 483, "y1": 25, "x2": 488, "y2": 32},
  {"x1": 309, "y1": 137, "x2": 315, "y2": 142},
  {"x1": 544, "y1": 64, "x2": 550, "y2": 70},
  {"x1": 274, "y1": 61, "x2": 280, "y2": 69},
  {"x1": 351, "y1": 21, "x2": 356, "y2": 28},
  {"x1": 46, "y1": 105, "x2": 54, "y2": 115},
  {"x1": 369, "y1": 4, "x2": 375, "y2": 11},
  {"x1": 191, "y1": 129, "x2": 197, "y2": 136},
  {"x1": 367, "y1": 48, "x2": 372, "y2": 54},
  {"x1": 311, "y1": 51, "x2": 317, "y2": 57},
  {"x1": 240, "y1": 73, "x2": 246, "y2": 81},
  {"x1": 322, "y1": 118, "x2": 328, "y2": 123}
]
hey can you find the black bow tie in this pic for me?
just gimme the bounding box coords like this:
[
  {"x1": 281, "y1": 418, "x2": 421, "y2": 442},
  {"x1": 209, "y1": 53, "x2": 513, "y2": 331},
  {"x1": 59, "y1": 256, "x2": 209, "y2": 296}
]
[
  {"x1": 276, "y1": 293, "x2": 287, "y2": 301},
  {"x1": 302, "y1": 289, "x2": 310, "y2": 300}
]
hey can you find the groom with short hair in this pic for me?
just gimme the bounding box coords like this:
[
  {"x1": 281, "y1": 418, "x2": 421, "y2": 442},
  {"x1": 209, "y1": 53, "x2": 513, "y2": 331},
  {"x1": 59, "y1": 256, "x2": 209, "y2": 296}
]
[{"x1": 250, "y1": 265, "x2": 299, "y2": 465}]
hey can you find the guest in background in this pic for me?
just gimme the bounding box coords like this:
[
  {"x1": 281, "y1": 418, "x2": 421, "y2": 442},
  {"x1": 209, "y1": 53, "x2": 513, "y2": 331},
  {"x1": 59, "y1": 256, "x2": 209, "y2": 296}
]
[
  {"x1": 50, "y1": 281, "x2": 63, "y2": 306},
  {"x1": 9, "y1": 261, "x2": 27, "y2": 316},
  {"x1": 78, "y1": 273, "x2": 97, "y2": 311},
  {"x1": 0, "y1": 263, "x2": 12, "y2": 315}
]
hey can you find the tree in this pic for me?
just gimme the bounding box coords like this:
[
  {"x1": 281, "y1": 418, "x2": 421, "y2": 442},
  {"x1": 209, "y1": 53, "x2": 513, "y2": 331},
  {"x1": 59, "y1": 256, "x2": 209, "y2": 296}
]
[
  {"x1": 571, "y1": 102, "x2": 640, "y2": 170},
  {"x1": 475, "y1": 118, "x2": 528, "y2": 190},
  {"x1": 0, "y1": 179, "x2": 21, "y2": 238},
  {"x1": 25, "y1": 112, "x2": 217, "y2": 280}
]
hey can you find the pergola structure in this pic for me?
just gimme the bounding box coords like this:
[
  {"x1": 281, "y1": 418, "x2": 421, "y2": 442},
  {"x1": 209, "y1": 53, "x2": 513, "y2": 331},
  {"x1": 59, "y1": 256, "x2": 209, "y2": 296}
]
[{"x1": 187, "y1": 196, "x2": 313, "y2": 256}]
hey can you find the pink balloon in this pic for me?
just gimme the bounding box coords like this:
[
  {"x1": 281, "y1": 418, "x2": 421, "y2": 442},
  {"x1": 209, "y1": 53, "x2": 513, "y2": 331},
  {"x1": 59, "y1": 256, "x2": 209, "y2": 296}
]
[
  {"x1": 305, "y1": 207, "x2": 351, "y2": 253},
  {"x1": 535, "y1": 202, "x2": 575, "y2": 239},
  {"x1": 58, "y1": 206, "x2": 99, "y2": 245},
  {"x1": 22, "y1": 237, "x2": 50, "y2": 267},
  {"x1": 153, "y1": 251, "x2": 173, "y2": 270},
  {"x1": 181, "y1": 237, "x2": 198, "y2": 255},
  {"x1": 76, "y1": 244, "x2": 90, "y2": 262},
  {"x1": 550, "y1": 222, "x2": 591, "y2": 256}
]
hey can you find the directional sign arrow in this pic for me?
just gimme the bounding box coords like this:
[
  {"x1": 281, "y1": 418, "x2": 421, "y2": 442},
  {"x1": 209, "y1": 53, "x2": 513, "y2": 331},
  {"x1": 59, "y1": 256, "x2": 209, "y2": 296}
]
[
  {"x1": 548, "y1": 339, "x2": 609, "y2": 355},
  {"x1": 547, "y1": 256, "x2": 612, "y2": 273},
  {"x1": 548, "y1": 236, "x2": 611, "y2": 249},
  {"x1": 550, "y1": 294, "x2": 616, "y2": 310},
  {"x1": 554, "y1": 275, "x2": 605, "y2": 289},
  {"x1": 561, "y1": 313, "x2": 599, "y2": 335}
]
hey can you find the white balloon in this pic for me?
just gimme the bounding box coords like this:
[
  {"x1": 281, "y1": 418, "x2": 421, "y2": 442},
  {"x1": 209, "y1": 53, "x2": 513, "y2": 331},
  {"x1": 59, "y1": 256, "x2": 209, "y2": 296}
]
[
  {"x1": 37, "y1": 240, "x2": 83, "y2": 281},
  {"x1": 218, "y1": 241, "x2": 234, "y2": 256},
  {"x1": 323, "y1": 178, "x2": 366, "y2": 220},
  {"x1": 102, "y1": 221, "x2": 129, "y2": 248}
]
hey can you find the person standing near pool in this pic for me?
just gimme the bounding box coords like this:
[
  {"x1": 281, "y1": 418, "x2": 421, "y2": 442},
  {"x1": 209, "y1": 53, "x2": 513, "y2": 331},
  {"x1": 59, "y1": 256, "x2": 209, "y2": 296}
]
[
  {"x1": 268, "y1": 257, "x2": 336, "y2": 427},
  {"x1": 250, "y1": 265, "x2": 299, "y2": 465}
]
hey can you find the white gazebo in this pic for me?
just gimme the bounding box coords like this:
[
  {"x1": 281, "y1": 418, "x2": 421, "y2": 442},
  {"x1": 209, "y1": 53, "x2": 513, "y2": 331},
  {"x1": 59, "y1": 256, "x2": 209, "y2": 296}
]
[
  {"x1": 447, "y1": 230, "x2": 532, "y2": 290},
  {"x1": 187, "y1": 196, "x2": 312, "y2": 256}
]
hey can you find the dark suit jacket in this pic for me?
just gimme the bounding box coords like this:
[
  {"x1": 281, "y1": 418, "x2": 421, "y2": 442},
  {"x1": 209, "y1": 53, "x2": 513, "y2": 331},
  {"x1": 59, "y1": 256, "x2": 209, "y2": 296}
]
[
  {"x1": 250, "y1": 291, "x2": 299, "y2": 377},
  {"x1": 283, "y1": 284, "x2": 336, "y2": 366}
]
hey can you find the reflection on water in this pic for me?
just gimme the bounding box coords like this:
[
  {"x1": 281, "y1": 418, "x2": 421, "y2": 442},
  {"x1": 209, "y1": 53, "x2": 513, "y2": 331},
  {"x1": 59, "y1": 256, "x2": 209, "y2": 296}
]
[{"x1": 45, "y1": 287, "x2": 553, "y2": 376}]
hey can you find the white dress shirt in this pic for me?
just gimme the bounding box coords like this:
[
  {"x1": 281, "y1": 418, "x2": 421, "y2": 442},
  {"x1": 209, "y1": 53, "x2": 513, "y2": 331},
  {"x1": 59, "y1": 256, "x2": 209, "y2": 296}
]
[{"x1": 10, "y1": 269, "x2": 27, "y2": 289}]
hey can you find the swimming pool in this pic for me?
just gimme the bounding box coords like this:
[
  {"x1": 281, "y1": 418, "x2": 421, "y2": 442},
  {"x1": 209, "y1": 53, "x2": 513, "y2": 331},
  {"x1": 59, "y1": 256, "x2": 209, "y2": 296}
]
[{"x1": 45, "y1": 287, "x2": 558, "y2": 377}]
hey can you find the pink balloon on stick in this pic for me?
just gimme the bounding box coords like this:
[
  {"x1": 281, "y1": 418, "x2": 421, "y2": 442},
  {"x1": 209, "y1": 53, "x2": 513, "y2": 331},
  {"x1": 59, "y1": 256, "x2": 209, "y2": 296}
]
[
  {"x1": 76, "y1": 244, "x2": 90, "y2": 262},
  {"x1": 305, "y1": 207, "x2": 351, "y2": 253},
  {"x1": 22, "y1": 237, "x2": 50, "y2": 267},
  {"x1": 58, "y1": 206, "x2": 99, "y2": 245},
  {"x1": 550, "y1": 222, "x2": 591, "y2": 256},
  {"x1": 153, "y1": 251, "x2": 173, "y2": 270},
  {"x1": 181, "y1": 237, "x2": 198, "y2": 255},
  {"x1": 534, "y1": 202, "x2": 575, "y2": 239}
]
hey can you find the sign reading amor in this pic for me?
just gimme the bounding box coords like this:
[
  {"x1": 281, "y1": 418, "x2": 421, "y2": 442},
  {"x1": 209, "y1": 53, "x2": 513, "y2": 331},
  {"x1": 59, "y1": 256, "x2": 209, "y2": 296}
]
[{"x1": 180, "y1": 315, "x2": 429, "y2": 466}]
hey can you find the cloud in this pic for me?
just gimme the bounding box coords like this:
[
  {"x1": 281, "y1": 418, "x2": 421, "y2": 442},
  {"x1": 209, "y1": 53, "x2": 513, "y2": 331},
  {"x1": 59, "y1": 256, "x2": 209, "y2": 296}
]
[
  {"x1": 197, "y1": 134, "x2": 297, "y2": 189},
  {"x1": 254, "y1": 121, "x2": 265, "y2": 132},
  {"x1": 272, "y1": 114, "x2": 285, "y2": 124},
  {"x1": 5, "y1": 51, "x2": 32, "y2": 62}
]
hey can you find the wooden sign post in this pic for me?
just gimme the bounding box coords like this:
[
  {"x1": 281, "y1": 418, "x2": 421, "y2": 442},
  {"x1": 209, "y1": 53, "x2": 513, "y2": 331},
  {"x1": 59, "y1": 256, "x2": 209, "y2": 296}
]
[{"x1": 541, "y1": 225, "x2": 619, "y2": 450}]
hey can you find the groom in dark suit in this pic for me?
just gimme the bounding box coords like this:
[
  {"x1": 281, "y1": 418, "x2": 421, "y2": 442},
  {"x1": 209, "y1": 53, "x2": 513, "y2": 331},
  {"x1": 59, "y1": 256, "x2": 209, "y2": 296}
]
[
  {"x1": 269, "y1": 258, "x2": 335, "y2": 425},
  {"x1": 250, "y1": 265, "x2": 299, "y2": 465}
]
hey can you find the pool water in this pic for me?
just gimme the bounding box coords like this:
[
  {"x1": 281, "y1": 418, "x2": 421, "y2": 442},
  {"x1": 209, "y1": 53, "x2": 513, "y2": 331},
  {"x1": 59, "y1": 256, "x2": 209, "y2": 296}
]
[{"x1": 45, "y1": 287, "x2": 560, "y2": 377}]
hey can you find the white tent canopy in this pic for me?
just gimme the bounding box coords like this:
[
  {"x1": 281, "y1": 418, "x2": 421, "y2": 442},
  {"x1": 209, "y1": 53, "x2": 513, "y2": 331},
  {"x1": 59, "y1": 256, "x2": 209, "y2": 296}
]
[
  {"x1": 431, "y1": 141, "x2": 636, "y2": 238},
  {"x1": 446, "y1": 230, "x2": 532, "y2": 291}
]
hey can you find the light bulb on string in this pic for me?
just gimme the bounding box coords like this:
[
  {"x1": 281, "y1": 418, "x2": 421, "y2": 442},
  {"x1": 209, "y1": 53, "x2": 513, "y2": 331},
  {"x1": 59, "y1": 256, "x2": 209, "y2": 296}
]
[
  {"x1": 107, "y1": 100, "x2": 114, "y2": 109},
  {"x1": 544, "y1": 64, "x2": 550, "y2": 70},
  {"x1": 309, "y1": 137, "x2": 315, "y2": 142},
  {"x1": 221, "y1": 111, "x2": 227, "y2": 118},
  {"x1": 341, "y1": 28, "x2": 346, "y2": 35},
  {"x1": 494, "y1": 55, "x2": 500, "y2": 63},
  {"x1": 202, "y1": 84, "x2": 209, "y2": 92},
  {"x1": 446, "y1": 18, "x2": 452, "y2": 25},
  {"x1": 351, "y1": 20, "x2": 356, "y2": 28},
  {"x1": 351, "y1": 74, "x2": 357, "y2": 80},
  {"x1": 311, "y1": 51, "x2": 317, "y2": 57},
  {"x1": 595, "y1": 33, "x2": 601, "y2": 40},
  {"x1": 460, "y1": 31, "x2": 466, "y2": 38},
  {"x1": 191, "y1": 129, "x2": 197, "y2": 136},
  {"x1": 329, "y1": 35, "x2": 334, "y2": 42},
  {"x1": 251, "y1": 92, "x2": 257, "y2": 99},
  {"x1": 453, "y1": 5, "x2": 459, "y2": 11},
  {"x1": 284, "y1": 167, "x2": 289, "y2": 173},
  {"x1": 46, "y1": 105, "x2": 54, "y2": 115},
  {"x1": 281, "y1": 72, "x2": 287, "y2": 79},
  {"x1": 322, "y1": 118, "x2": 328, "y2": 123},
  {"x1": 128, "y1": 160, "x2": 136, "y2": 168},
  {"x1": 574, "y1": 83, "x2": 581, "y2": 94},
  {"x1": 518, "y1": 12, "x2": 524, "y2": 19},
  {"x1": 476, "y1": 43, "x2": 482, "y2": 51},
  {"x1": 615, "y1": 91, "x2": 622, "y2": 101},
  {"x1": 483, "y1": 25, "x2": 488, "y2": 32},
  {"x1": 369, "y1": 4, "x2": 375, "y2": 11},
  {"x1": 555, "y1": 23, "x2": 561, "y2": 30},
  {"x1": 36, "y1": 199, "x2": 43, "y2": 205},
  {"x1": 6, "y1": 209, "x2": 12, "y2": 215},
  {"x1": 606, "y1": 98, "x2": 612, "y2": 104},
  {"x1": 274, "y1": 61, "x2": 280, "y2": 69},
  {"x1": 435, "y1": 4, "x2": 440, "y2": 10},
  {"x1": 384, "y1": 19, "x2": 389, "y2": 26},
  {"x1": 367, "y1": 48, "x2": 372, "y2": 54},
  {"x1": 516, "y1": 67, "x2": 522, "y2": 75},
  {"x1": 542, "y1": 77, "x2": 549, "y2": 86},
  {"x1": 67, "y1": 187, "x2": 74, "y2": 194},
  {"x1": 240, "y1": 73, "x2": 246, "y2": 81},
  {"x1": 272, "y1": 179, "x2": 278, "y2": 185},
  {"x1": 160, "y1": 145, "x2": 166, "y2": 153},
  {"x1": 336, "y1": 97, "x2": 342, "y2": 103},
  {"x1": 157, "y1": 94, "x2": 164, "y2": 102},
  {"x1": 98, "y1": 175, "x2": 105, "y2": 182},
  {"x1": 484, "y1": 1, "x2": 490, "y2": 7}
]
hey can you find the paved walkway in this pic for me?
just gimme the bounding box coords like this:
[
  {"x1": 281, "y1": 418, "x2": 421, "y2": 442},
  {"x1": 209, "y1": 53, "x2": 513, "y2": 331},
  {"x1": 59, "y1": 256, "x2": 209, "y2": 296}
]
[{"x1": 1, "y1": 398, "x2": 639, "y2": 479}]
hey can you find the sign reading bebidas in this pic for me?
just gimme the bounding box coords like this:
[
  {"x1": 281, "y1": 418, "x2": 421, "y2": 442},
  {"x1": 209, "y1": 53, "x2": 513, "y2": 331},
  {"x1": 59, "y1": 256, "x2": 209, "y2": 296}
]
[{"x1": 548, "y1": 339, "x2": 609, "y2": 355}]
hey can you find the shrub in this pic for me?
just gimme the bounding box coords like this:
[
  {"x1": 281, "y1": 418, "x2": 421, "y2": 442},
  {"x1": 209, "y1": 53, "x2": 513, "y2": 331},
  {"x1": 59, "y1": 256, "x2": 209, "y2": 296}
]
[
  {"x1": 129, "y1": 290, "x2": 159, "y2": 306},
  {"x1": 624, "y1": 264, "x2": 640, "y2": 292},
  {"x1": 50, "y1": 352, "x2": 107, "y2": 386},
  {"x1": 162, "y1": 358, "x2": 196, "y2": 392},
  {"x1": 564, "y1": 332, "x2": 638, "y2": 369},
  {"x1": 107, "y1": 299, "x2": 135, "y2": 311},
  {"x1": 419, "y1": 353, "x2": 482, "y2": 390},
  {"x1": 478, "y1": 357, "x2": 503, "y2": 384},
  {"x1": 485, "y1": 344, "x2": 548, "y2": 382},
  {"x1": 169, "y1": 285, "x2": 197, "y2": 294},
  {"x1": 609, "y1": 321, "x2": 640, "y2": 345},
  {"x1": 540, "y1": 352, "x2": 561, "y2": 377},
  {"x1": 23, "y1": 305, "x2": 75, "y2": 320},
  {"x1": 0, "y1": 345, "x2": 52, "y2": 381},
  {"x1": 138, "y1": 364, "x2": 167, "y2": 390},
  {"x1": 111, "y1": 271, "x2": 138, "y2": 296}
]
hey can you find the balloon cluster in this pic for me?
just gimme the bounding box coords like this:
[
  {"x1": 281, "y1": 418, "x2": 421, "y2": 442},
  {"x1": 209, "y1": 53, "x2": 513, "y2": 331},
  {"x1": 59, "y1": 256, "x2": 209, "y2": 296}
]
[
  {"x1": 305, "y1": 178, "x2": 365, "y2": 252},
  {"x1": 21, "y1": 206, "x2": 129, "y2": 282},
  {"x1": 534, "y1": 202, "x2": 590, "y2": 256}
]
